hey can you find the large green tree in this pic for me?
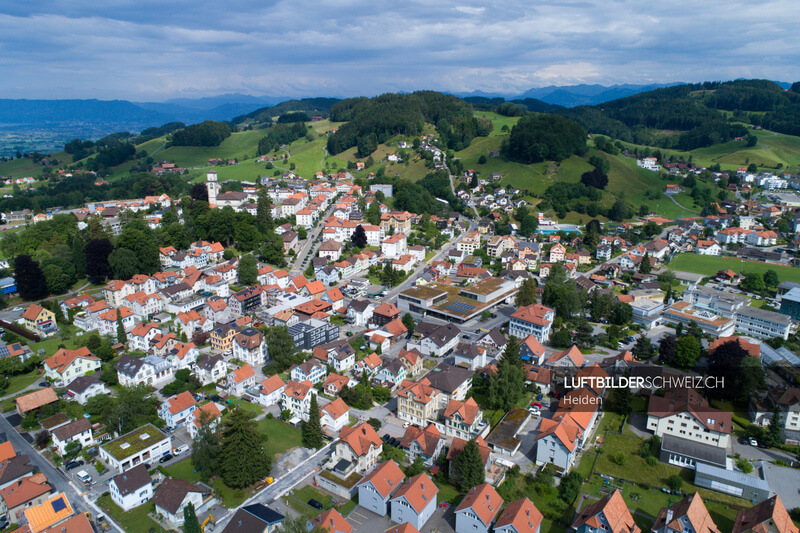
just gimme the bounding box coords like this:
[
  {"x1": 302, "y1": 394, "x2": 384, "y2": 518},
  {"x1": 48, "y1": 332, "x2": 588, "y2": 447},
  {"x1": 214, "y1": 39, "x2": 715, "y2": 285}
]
[
  {"x1": 302, "y1": 394, "x2": 324, "y2": 449},
  {"x1": 14, "y1": 255, "x2": 48, "y2": 300},
  {"x1": 453, "y1": 439, "x2": 486, "y2": 490},
  {"x1": 515, "y1": 278, "x2": 538, "y2": 307},
  {"x1": 108, "y1": 248, "x2": 139, "y2": 280},
  {"x1": 238, "y1": 255, "x2": 258, "y2": 286},
  {"x1": 183, "y1": 502, "x2": 201, "y2": 533},
  {"x1": 220, "y1": 406, "x2": 271, "y2": 488},
  {"x1": 191, "y1": 411, "x2": 221, "y2": 482},
  {"x1": 674, "y1": 335, "x2": 701, "y2": 369}
]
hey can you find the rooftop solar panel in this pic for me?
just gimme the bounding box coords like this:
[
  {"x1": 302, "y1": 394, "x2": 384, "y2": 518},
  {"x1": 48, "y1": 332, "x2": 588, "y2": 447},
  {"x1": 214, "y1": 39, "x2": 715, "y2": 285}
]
[{"x1": 51, "y1": 497, "x2": 67, "y2": 513}]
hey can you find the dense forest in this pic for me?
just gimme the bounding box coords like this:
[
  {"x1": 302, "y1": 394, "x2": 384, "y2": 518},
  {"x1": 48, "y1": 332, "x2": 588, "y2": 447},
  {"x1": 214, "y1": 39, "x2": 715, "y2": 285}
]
[
  {"x1": 171, "y1": 120, "x2": 232, "y2": 147},
  {"x1": 256, "y1": 122, "x2": 309, "y2": 155},
  {"x1": 502, "y1": 113, "x2": 587, "y2": 164},
  {"x1": 326, "y1": 91, "x2": 492, "y2": 156},
  {"x1": 552, "y1": 80, "x2": 800, "y2": 150}
]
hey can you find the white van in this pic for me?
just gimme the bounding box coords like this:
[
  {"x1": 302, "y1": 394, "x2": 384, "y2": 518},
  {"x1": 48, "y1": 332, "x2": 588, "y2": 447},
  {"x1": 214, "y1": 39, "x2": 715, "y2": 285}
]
[
  {"x1": 76, "y1": 470, "x2": 92, "y2": 485},
  {"x1": 173, "y1": 445, "x2": 189, "y2": 455}
]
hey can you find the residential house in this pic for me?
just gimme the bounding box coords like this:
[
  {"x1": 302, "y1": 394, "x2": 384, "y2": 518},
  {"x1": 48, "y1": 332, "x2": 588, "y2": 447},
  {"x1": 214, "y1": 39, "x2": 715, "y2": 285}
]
[
  {"x1": 509, "y1": 304, "x2": 555, "y2": 344},
  {"x1": 346, "y1": 300, "x2": 374, "y2": 327},
  {"x1": 281, "y1": 380, "x2": 315, "y2": 421},
  {"x1": 65, "y1": 375, "x2": 110, "y2": 405},
  {"x1": 311, "y1": 508, "x2": 352, "y2": 533},
  {"x1": 335, "y1": 423, "x2": 383, "y2": 474},
  {"x1": 320, "y1": 398, "x2": 351, "y2": 434},
  {"x1": 495, "y1": 498, "x2": 544, "y2": 533},
  {"x1": 355, "y1": 460, "x2": 405, "y2": 517},
  {"x1": 227, "y1": 365, "x2": 257, "y2": 396},
  {"x1": 0, "y1": 473, "x2": 52, "y2": 524},
  {"x1": 390, "y1": 473, "x2": 438, "y2": 531},
  {"x1": 152, "y1": 478, "x2": 214, "y2": 528},
  {"x1": 194, "y1": 354, "x2": 227, "y2": 385},
  {"x1": 43, "y1": 347, "x2": 101, "y2": 387},
  {"x1": 400, "y1": 423, "x2": 444, "y2": 466},
  {"x1": 51, "y1": 419, "x2": 94, "y2": 457},
  {"x1": 397, "y1": 379, "x2": 442, "y2": 427},
  {"x1": 21, "y1": 304, "x2": 57, "y2": 337},
  {"x1": 109, "y1": 464, "x2": 153, "y2": 511},
  {"x1": 422, "y1": 363, "x2": 473, "y2": 405},
  {"x1": 232, "y1": 328, "x2": 268, "y2": 367},
  {"x1": 290, "y1": 359, "x2": 327, "y2": 385},
  {"x1": 652, "y1": 493, "x2": 721, "y2": 533},
  {"x1": 731, "y1": 495, "x2": 798, "y2": 533},
  {"x1": 571, "y1": 489, "x2": 640, "y2": 533},
  {"x1": 546, "y1": 345, "x2": 585, "y2": 370},
  {"x1": 407, "y1": 321, "x2": 461, "y2": 357},
  {"x1": 443, "y1": 398, "x2": 484, "y2": 440},
  {"x1": 455, "y1": 483, "x2": 504, "y2": 533},
  {"x1": 520, "y1": 335, "x2": 546, "y2": 365},
  {"x1": 258, "y1": 375, "x2": 286, "y2": 408},
  {"x1": 647, "y1": 388, "x2": 731, "y2": 448},
  {"x1": 159, "y1": 391, "x2": 197, "y2": 429},
  {"x1": 452, "y1": 342, "x2": 487, "y2": 370}
]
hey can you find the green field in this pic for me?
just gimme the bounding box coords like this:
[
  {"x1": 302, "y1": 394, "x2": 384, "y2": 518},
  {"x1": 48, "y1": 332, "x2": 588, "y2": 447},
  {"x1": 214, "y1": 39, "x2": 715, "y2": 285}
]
[
  {"x1": 669, "y1": 253, "x2": 800, "y2": 283},
  {"x1": 166, "y1": 458, "x2": 248, "y2": 508},
  {"x1": 256, "y1": 417, "x2": 303, "y2": 457},
  {"x1": 97, "y1": 494, "x2": 159, "y2": 533}
]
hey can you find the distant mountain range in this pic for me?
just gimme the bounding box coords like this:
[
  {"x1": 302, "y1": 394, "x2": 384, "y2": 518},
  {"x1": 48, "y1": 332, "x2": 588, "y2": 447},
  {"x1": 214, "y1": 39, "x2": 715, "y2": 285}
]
[{"x1": 455, "y1": 83, "x2": 693, "y2": 107}]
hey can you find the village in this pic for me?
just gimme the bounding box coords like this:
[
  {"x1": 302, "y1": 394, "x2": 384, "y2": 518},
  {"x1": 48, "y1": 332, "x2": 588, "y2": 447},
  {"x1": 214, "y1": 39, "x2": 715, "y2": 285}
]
[{"x1": 1, "y1": 150, "x2": 800, "y2": 533}]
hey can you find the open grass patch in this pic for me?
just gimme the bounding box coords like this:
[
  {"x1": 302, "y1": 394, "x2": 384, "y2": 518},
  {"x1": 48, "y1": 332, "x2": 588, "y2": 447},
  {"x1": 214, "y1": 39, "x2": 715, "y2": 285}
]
[
  {"x1": 435, "y1": 479, "x2": 461, "y2": 504},
  {"x1": 96, "y1": 493, "x2": 159, "y2": 533},
  {"x1": 4, "y1": 370, "x2": 42, "y2": 396},
  {"x1": 669, "y1": 253, "x2": 800, "y2": 283},
  {"x1": 165, "y1": 457, "x2": 248, "y2": 508},
  {"x1": 257, "y1": 415, "x2": 303, "y2": 457},
  {"x1": 287, "y1": 484, "x2": 335, "y2": 515}
]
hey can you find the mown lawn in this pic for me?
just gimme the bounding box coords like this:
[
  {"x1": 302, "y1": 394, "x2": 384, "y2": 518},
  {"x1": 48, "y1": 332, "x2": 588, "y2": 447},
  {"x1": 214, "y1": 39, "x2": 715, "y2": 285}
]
[
  {"x1": 4, "y1": 370, "x2": 42, "y2": 395},
  {"x1": 96, "y1": 493, "x2": 159, "y2": 533},
  {"x1": 435, "y1": 479, "x2": 462, "y2": 504},
  {"x1": 669, "y1": 253, "x2": 800, "y2": 283},
  {"x1": 166, "y1": 458, "x2": 248, "y2": 508},
  {"x1": 256, "y1": 417, "x2": 303, "y2": 457},
  {"x1": 287, "y1": 484, "x2": 335, "y2": 515}
]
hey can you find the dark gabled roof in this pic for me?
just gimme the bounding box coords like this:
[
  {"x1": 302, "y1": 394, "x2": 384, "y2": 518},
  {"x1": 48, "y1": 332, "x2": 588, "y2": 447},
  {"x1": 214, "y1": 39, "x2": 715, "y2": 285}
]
[
  {"x1": 151, "y1": 478, "x2": 204, "y2": 514},
  {"x1": 423, "y1": 363, "x2": 472, "y2": 394},
  {"x1": 196, "y1": 353, "x2": 225, "y2": 371},
  {"x1": 414, "y1": 321, "x2": 460, "y2": 347},
  {"x1": 241, "y1": 504, "x2": 285, "y2": 525},
  {"x1": 114, "y1": 354, "x2": 147, "y2": 376},
  {"x1": 66, "y1": 375, "x2": 103, "y2": 394},
  {"x1": 51, "y1": 419, "x2": 91, "y2": 442},
  {"x1": 348, "y1": 299, "x2": 372, "y2": 313},
  {"x1": 110, "y1": 464, "x2": 151, "y2": 496},
  {"x1": 0, "y1": 454, "x2": 35, "y2": 486}
]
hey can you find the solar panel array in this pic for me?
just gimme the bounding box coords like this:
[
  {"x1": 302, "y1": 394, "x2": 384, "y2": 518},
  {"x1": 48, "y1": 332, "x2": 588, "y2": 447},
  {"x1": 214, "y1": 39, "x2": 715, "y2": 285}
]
[
  {"x1": 51, "y1": 497, "x2": 67, "y2": 513},
  {"x1": 444, "y1": 302, "x2": 476, "y2": 313}
]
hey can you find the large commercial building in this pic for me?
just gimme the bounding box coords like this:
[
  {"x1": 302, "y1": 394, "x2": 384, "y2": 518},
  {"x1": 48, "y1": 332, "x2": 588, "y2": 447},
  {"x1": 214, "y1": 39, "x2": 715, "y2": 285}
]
[{"x1": 397, "y1": 278, "x2": 516, "y2": 323}]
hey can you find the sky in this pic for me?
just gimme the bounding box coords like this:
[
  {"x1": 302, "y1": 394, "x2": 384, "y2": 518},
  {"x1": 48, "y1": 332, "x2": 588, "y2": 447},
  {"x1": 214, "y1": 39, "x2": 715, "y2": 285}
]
[{"x1": 1, "y1": 0, "x2": 799, "y2": 101}]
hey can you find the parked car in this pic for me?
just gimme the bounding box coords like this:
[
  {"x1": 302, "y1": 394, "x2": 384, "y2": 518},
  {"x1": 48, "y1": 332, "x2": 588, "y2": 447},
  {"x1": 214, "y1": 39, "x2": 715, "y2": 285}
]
[
  {"x1": 749, "y1": 437, "x2": 758, "y2": 446},
  {"x1": 308, "y1": 499, "x2": 324, "y2": 510},
  {"x1": 65, "y1": 460, "x2": 84, "y2": 471},
  {"x1": 38, "y1": 381, "x2": 51, "y2": 387},
  {"x1": 738, "y1": 437, "x2": 748, "y2": 445},
  {"x1": 159, "y1": 453, "x2": 173, "y2": 463}
]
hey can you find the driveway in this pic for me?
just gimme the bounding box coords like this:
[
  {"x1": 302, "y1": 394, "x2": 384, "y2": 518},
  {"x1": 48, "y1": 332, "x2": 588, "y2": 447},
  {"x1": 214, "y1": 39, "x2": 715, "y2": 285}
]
[
  {"x1": 730, "y1": 438, "x2": 796, "y2": 463},
  {"x1": 346, "y1": 507, "x2": 394, "y2": 533}
]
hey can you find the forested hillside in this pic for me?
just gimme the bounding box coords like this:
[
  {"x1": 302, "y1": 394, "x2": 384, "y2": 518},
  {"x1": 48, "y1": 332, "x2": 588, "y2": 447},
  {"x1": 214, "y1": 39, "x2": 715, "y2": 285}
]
[
  {"x1": 553, "y1": 80, "x2": 800, "y2": 150},
  {"x1": 326, "y1": 91, "x2": 492, "y2": 156}
]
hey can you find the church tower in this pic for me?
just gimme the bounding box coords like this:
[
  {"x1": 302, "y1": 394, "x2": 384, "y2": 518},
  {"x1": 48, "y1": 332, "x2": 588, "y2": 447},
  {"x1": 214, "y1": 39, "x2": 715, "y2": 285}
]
[{"x1": 206, "y1": 171, "x2": 219, "y2": 205}]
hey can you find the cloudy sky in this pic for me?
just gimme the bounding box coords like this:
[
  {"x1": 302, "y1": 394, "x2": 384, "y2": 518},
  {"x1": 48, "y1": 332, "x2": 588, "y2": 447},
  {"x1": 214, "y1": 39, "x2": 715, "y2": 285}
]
[{"x1": 1, "y1": 0, "x2": 799, "y2": 101}]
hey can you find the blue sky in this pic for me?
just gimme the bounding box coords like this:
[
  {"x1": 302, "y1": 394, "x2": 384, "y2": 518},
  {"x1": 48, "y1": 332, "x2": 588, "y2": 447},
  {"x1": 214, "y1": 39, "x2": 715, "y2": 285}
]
[{"x1": 1, "y1": 0, "x2": 799, "y2": 100}]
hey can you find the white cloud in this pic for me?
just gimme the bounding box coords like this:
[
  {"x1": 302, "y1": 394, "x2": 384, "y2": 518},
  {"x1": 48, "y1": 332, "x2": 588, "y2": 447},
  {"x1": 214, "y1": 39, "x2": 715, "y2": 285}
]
[{"x1": 0, "y1": 0, "x2": 799, "y2": 99}]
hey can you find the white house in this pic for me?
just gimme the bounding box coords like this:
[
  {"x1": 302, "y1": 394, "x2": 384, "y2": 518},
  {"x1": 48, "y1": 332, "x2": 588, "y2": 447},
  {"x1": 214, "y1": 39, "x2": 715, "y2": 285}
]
[
  {"x1": 281, "y1": 380, "x2": 315, "y2": 421},
  {"x1": 194, "y1": 354, "x2": 227, "y2": 385},
  {"x1": 509, "y1": 304, "x2": 555, "y2": 344},
  {"x1": 99, "y1": 424, "x2": 171, "y2": 472},
  {"x1": 290, "y1": 359, "x2": 327, "y2": 385},
  {"x1": 51, "y1": 419, "x2": 94, "y2": 457},
  {"x1": 65, "y1": 376, "x2": 110, "y2": 405},
  {"x1": 158, "y1": 391, "x2": 197, "y2": 429},
  {"x1": 109, "y1": 464, "x2": 153, "y2": 511},
  {"x1": 455, "y1": 483, "x2": 504, "y2": 533},
  {"x1": 381, "y1": 234, "x2": 408, "y2": 260},
  {"x1": 320, "y1": 397, "x2": 350, "y2": 434},
  {"x1": 152, "y1": 478, "x2": 214, "y2": 528},
  {"x1": 258, "y1": 375, "x2": 286, "y2": 407}
]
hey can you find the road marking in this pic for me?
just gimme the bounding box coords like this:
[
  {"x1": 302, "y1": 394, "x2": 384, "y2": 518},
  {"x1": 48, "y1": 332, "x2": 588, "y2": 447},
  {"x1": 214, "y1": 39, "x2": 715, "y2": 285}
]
[{"x1": 350, "y1": 517, "x2": 363, "y2": 524}]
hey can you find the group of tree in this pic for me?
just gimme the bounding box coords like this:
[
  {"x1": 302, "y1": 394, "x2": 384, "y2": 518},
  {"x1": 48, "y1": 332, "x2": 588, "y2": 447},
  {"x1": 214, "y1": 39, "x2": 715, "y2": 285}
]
[
  {"x1": 327, "y1": 91, "x2": 489, "y2": 155},
  {"x1": 257, "y1": 121, "x2": 308, "y2": 155},
  {"x1": 488, "y1": 339, "x2": 526, "y2": 411},
  {"x1": 502, "y1": 113, "x2": 587, "y2": 164},
  {"x1": 171, "y1": 121, "x2": 232, "y2": 147},
  {"x1": 84, "y1": 384, "x2": 160, "y2": 436}
]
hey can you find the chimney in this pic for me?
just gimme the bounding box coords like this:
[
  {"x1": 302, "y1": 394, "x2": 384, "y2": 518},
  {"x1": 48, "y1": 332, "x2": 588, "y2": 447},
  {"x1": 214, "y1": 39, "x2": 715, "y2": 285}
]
[{"x1": 666, "y1": 510, "x2": 674, "y2": 524}]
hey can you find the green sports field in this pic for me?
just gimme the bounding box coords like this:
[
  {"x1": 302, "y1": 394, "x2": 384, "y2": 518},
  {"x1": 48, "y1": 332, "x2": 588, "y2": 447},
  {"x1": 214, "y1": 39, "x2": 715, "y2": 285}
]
[{"x1": 669, "y1": 253, "x2": 800, "y2": 283}]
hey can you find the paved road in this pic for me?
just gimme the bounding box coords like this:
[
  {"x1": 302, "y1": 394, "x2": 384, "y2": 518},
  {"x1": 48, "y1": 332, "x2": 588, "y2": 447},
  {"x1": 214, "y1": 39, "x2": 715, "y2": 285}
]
[
  {"x1": 0, "y1": 413, "x2": 123, "y2": 532},
  {"x1": 216, "y1": 441, "x2": 334, "y2": 531},
  {"x1": 290, "y1": 198, "x2": 339, "y2": 274}
]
